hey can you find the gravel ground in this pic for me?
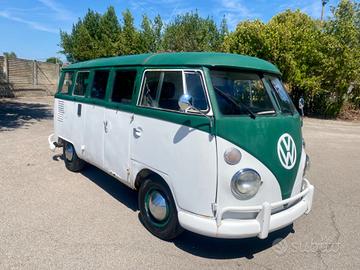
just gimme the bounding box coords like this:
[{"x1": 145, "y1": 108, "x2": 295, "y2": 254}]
[{"x1": 0, "y1": 97, "x2": 359, "y2": 269}]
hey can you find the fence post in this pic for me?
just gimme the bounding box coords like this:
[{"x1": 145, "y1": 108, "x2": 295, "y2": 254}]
[
  {"x1": 56, "y1": 63, "x2": 60, "y2": 80},
  {"x1": 3, "y1": 55, "x2": 9, "y2": 83},
  {"x1": 32, "y1": 60, "x2": 38, "y2": 87}
]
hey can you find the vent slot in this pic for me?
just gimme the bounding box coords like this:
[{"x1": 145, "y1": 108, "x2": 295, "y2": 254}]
[{"x1": 57, "y1": 100, "x2": 65, "y2": 122}]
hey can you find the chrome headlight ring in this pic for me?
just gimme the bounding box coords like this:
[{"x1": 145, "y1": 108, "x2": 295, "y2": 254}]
[{"x1": 230, "y1": 169, "x2": 262, "y2": 200}]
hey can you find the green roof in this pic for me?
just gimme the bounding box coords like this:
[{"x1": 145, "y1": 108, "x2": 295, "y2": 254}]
[{"x1": 63, "y1": 52, "x2": 281, "y2": 75}]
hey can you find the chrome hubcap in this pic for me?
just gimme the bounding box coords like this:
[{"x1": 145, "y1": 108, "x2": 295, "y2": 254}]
[
  {"x1": 148, "y1": 191, "x2": 168, "y2": 222},
  {"x1": 64, "y1": 144, "x2": 74, "y2": 161}
]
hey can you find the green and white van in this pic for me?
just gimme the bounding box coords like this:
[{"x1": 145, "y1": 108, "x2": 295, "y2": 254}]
[{"x1": 49, "y1": 52, "x2": 314, "y2": 240}]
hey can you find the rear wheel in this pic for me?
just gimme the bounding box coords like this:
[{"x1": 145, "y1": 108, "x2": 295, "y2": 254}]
[
  {"x1": 63, "y1": 141, "x2": 85, "y2": 172},
  {"x1": 138, "y1": 178, "x2": 183, "y2": 240}
]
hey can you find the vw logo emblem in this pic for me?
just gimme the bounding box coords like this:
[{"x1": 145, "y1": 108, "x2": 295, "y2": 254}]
[{"x1": 277, "y1": 133, "x2": 297, "y2": 169}]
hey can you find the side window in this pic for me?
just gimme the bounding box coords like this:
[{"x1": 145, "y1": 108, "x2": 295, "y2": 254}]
[
  {"x1": 73, "y1": 71, "x2": 89, "y2": 96},
  {"x1": 141, "y1": 71, "x2": 161, "y2": 107},
  {"x1": 185, "y1": 71, "x2": 208, "y2": 111},
  {"x1": 111, "y1": 70, "x2": 137, "y2": 104},
  {"x1": 59, "y1": 72, "x2": 73, "y2": 94},
  {"x1": 159, "y1": 72, "x2": 183, "y2": 111},
  {"x1": 140, "y1": 71, "x2": 183, "y2": 111},
  {"x1": 91, "y1": 70, "x2": 110, "y2": 100}
]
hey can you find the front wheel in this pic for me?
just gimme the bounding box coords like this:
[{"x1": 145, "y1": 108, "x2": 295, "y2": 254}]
[
  {"x1": 63, "y1": 141, "x2": 85, "y2": 172},
  {"x1": 138, "y1": 178, "x2": 183, "y2": 240}
]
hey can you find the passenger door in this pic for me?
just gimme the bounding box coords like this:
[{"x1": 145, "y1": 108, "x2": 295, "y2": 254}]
[
  {"x1": 83, "y1": 70, "x2": 110, "y2": 167},
  {"x1": 130, "y1": 70, "x2": 218, "y2": 217},
  {"x1": 70, "y1": 71, "x2": 89, "y2": 158},
  {"x1": 103, "y1": 69, "x2": 137, "y2": 181}
]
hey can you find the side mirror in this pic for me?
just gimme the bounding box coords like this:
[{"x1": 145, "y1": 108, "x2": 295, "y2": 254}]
[
  {"x1": 178, "y1": 94, "x2": 193, "y2": 112},
  {"x1": 299, "y1": 97, "x2": 305, "y2": 116}
]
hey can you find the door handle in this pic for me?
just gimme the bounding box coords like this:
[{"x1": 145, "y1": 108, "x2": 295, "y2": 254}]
[
  {"x1": 103, "y1": 120, "x2": 109, "y2": 133},
  {"x1": 77, "y1": 104, "x2": 82, "y2": 117},
  {"x1": 133, "y1": 127, "x2": 142, "y2": 138}
]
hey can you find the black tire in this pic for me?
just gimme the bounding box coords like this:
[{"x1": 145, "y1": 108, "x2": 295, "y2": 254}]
[
  {"x1": 138, "y1": 177, "x2": 183, "y2": 240},
  {"x1": 63, "y1": 141, "x2": 85, "y2": 172}
]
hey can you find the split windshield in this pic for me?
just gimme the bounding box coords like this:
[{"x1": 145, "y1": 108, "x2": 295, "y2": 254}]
[
  {"x1": 265, "y1": 75, "x2": 296, "y2": 115},
  {"x1": 210, "y1": 70, "x2": 296, "y2": 116}
]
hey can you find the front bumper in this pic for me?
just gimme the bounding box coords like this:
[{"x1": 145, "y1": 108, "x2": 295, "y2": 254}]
[{"x1": 178, "y1": 179, "x2": 314, "y2": 239}]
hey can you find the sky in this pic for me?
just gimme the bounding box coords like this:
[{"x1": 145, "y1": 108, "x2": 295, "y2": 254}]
[{"x1": 0, "y1": 0, "x2": 340, "y2": 61}]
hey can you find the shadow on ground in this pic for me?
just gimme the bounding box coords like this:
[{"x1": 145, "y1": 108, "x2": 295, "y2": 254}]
[
  {"x1": 81, "y1": 163, "x2": 138, "y2": 211},
  {"x1": 173, "y1": 225, "x2": 293, "y2": 259},
  {"x1": 0, "y1": 100, "x2": 52, "y2": 131},
  {"x1": 53, "y1": 154, "x2": 293, "y2": 259}
]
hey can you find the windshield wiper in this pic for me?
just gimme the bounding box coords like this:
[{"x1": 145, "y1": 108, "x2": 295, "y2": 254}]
[{"x1": 214, "y1": 87, "x2": 256, "y2": 119}]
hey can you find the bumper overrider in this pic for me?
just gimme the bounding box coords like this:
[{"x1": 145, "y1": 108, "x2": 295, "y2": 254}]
[
  {"x1": 178, "y1": 179, "x2": 314, "y2": 239},
  {"x1": 48, "y1": 133, "x2": 62, "y2": 151}
]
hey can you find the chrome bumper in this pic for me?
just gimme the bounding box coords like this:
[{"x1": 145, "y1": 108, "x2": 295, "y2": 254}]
[
  {"x1": 48, "y1": 133, "x2": 58, "y2": 151},
  {"x1": 178, "y1": 179, "x2": 314, "y2": 239}
]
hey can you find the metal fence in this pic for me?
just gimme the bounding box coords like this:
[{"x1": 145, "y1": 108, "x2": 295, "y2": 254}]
[{"x1": 0, "y1": 56, "x2": 60, "y2": 97}]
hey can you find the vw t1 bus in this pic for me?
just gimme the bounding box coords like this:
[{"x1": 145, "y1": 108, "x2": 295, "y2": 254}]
[{"x1": 49, "y1": 52, "x2": 314, "y2": 240}]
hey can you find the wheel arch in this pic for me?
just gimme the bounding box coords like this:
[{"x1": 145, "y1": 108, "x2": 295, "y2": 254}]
[{"x1": 132, "y1": 165, "x2": 180, "y2": 211}]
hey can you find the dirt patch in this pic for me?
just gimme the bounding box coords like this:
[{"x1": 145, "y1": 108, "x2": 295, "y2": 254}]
[
  {"x1": 0, "y1": 97, "x2": 53, "y2": 131},
  {"x1": 338, "y1": 103, "x2": 360, "y2": 121}
]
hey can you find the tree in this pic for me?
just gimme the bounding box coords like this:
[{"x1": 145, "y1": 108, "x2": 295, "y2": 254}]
[
  {"x1": 153, "y1": 15, "x2": 164, "y2": 52},
  {"x1": 121, "y1": 9, "x2": 141, "y2": 55},
  {"x1": 60, "y1": 9, "x2": 102, "y2": 62},
  {"x1": 46, "y1": 57, "x2": 63, "y2": 65},
  {"x1": 222, "y1": 3, "x2": 360, "y2": 117},
  {"x1": 3, "y1": 52, "x2": 17, "y2": 58},
  {"x1": 219, "y1": 16, "x2": 229, "y2": 42},
  {"x1": 139, "y1": 15, "x2": 156, "y2": 53},
  {"x1": 222, "y1": 20, "x2": 269, "y2": 59},
  {"x1": 60, "y1": 7, "x2": 122, "y2": 62},
  {"x1": 323, "y1": 0, "x2": 360, "y2": 111},
  {"x1": 163, "y1": 11, "x2": 226, "y2": 52},
  {"x1": 98, "y1": 6, "x2": 122, "y2": 57},
  {"x1": 139, "y1": 14, "x2": 164, "y2": 53}
]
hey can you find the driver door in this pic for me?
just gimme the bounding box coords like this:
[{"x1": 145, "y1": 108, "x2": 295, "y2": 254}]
[{"x1": 130, "y1": 70, "x2": 217, "y2": 217}]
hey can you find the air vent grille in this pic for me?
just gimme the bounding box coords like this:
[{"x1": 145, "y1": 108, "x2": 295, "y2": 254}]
[{"x1": 57, "y1": 100, "x2": 65, "y2": 122}]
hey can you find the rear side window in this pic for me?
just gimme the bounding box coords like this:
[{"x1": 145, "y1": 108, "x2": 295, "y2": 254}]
[
  {"x1": 73, "y1": 71, "x2": 89, "y2": 96},
  {"x1": 91, "y1": 70, "x2": 110, "y2": 100},
  {"x1": 111, "y1": 70, "x2": 137, "y2": 104},
  {"x1": 59, "y1": 72, "x2": 73, "y2": 94}
]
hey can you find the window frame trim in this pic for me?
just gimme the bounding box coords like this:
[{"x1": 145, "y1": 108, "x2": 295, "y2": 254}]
[
  {"x1": 89, "y1": 68, "x2": 111, "y2": 100},
  {"x1": 72, "y1": 70, "x2": 90, "y2": 97},
  {"x1": 209, "y1": 69, "x2": 278, "y2": 117},
  {"x1": 58, "y1": 71, "x2": 75, "y2": 95},
  {"x1": 265, "y1": 75, "x2": 297, "y2": 115},
  {"x1": 137, "y1": 68, "x2": 213, "y2": 116},
  {"x1": 109, "y1": 68, "x2": 138, "y2": 105}
]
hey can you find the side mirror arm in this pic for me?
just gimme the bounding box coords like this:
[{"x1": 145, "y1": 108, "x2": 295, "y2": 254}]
[{"x1": 185, "y1": 106, "x2": 214, "y2": 135}]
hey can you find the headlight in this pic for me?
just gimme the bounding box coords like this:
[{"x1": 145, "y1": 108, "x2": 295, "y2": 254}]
[
  {"x1": 231, "y1": 169, "x2": 261, "y2": 200},
  {"x1": 224, "y1": 147, "x2": 241, "y2": 165}
]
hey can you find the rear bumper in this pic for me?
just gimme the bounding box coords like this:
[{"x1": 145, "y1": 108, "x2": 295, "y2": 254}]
[
  {"x1": 178, "y1": 179, "x2": 314, "y2": 239},
  {"x1": 48, "y1": 133, "x2": 59, "y2": 151}
]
